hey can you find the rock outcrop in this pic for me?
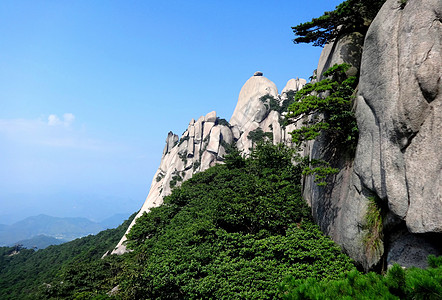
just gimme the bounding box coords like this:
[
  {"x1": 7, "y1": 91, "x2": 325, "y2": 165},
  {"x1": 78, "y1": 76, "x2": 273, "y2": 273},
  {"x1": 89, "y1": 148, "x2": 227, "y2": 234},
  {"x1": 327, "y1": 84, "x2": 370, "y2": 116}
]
[{"x1": 113, "y1": 73, "x2": 306, "y2": 254}]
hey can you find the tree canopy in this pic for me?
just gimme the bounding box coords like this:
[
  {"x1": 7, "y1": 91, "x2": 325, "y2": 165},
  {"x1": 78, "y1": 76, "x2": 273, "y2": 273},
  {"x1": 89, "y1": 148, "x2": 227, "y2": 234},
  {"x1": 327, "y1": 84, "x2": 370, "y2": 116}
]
[{"x1": 292, "y1": 0, "x2": 386, "y2": 47}]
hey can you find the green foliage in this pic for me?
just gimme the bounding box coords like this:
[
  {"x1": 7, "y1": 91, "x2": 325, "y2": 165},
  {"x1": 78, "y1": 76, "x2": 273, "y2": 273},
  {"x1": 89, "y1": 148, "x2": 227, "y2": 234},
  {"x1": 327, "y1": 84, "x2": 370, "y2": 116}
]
[
  {"x1": 363, "y1": 196, "x2": 386, "y2": 259},
  {"x1": 292, "y1": 0, "x2": 386, "y2": 47},
  {"x1": 260, "y1": 92, "x2": 298, "y2": 128},
  {"x1": 0, "y1": 214, "x2": 135, "y2": 299},
  {"x1": 280, "y1": 90, "x2": 297, "y2": 116},
  {"x1": 155, "y1": 173, "x2": 164, "y2": 182},
  {"x1": 178, "y1": 135, "x2": 190, "y2": 146},
  {"x1": 260, "y1": 94, "x2": 281, "y2": 113},
  {"x1": 247, "y1": 127, "x2": 273, "y2": 145},
  {"x1": 286, "y1": 63, "x2": 358, "y2": 185},
  {"x1": 122, "y1": 143, "x2": 355, "y2": 299},
  {"x1": 301, "y1": 158, "x2": 339, "y2": 186},
  {"x1": 216, "y1": 117, "x2": 231, "y2": 127},
  {"x1": 278, "y1": 256, "x2": 442, "y2": 299},
  {"x1": 192, "y1": 160, "x2": 201, "y2": 171},
  {"x1": 178, "y1": 150, "x2": 188, "y2": 165},
  {"x1": 169, "y1": 173, "x2": 183, "y2": 189},
  {"x1": 287, "y1": 63, "x2": 358, "y2": 147}
]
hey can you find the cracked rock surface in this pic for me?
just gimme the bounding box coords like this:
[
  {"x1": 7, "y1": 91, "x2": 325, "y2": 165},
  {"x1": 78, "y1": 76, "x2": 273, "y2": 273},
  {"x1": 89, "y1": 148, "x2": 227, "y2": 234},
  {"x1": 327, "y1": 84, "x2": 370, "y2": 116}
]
[{"x1": 355, "y1": 0, "x2": 442, "y2": 233}]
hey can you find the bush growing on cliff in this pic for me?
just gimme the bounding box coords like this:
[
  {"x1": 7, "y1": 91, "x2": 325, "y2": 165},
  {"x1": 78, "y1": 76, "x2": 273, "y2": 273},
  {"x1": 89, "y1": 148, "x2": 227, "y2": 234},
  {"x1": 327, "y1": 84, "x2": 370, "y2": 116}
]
[
  {"x1": 292, "y1": 0, "x2": 386, "y2": 47},
  {"x1": 286, "y1": 63, "x2": 358, "y2": 185}
]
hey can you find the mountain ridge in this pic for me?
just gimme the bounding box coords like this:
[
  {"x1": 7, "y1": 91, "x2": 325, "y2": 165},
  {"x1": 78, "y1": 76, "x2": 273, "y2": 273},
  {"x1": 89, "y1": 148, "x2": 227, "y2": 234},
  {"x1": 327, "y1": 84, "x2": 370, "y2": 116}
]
[{"x1": 0, "y1": 213, "x2": 130, "y2": 247}]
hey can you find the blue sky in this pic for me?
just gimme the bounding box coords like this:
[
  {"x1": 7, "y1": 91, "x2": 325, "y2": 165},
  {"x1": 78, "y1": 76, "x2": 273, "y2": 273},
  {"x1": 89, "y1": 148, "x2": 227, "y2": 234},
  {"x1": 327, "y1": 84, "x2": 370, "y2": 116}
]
[{"x1": 0, "y1": 0, "x2": 342, "y2": 224}]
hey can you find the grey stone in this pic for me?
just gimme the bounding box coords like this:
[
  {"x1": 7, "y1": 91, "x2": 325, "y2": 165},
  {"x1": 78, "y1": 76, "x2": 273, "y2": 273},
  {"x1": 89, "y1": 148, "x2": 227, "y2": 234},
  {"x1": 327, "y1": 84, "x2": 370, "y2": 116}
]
[
  {"x1": 203, "y1": 121, "x2": 215, "y2": 139},
  {"x1": 194, "y1": 116, "x2": 204, "y2": 142},
  {"x1": 316, "y1": 31, "x2": 364, "y2": 80},
  {"x1": 356, "y1": 0, "x2": 442, "y2": 232},
  {"x1": 220, "y1": 125, "x2": 233, "y2": 145},
  {"x1": 281, "y1": 78, "x2": 306, "y2": 98},
  {"x1": 187, "y1": 137, "x2": 194, "y2": 157},
  {"x1": 387, "y1": 227, "x2": 441, "y2": 269},
  {"x1": 230, "y1": 74, "x2": 278, "y2": 132},
  {"x1": 205, "y1": 111, "x2": 217, "y2": 123},
  {"x1": 201, "y1": 151, "x2": 216, "y2": 170},
  {"x1": 206, "y1": 126, "x2": 221, "y2": 153}
]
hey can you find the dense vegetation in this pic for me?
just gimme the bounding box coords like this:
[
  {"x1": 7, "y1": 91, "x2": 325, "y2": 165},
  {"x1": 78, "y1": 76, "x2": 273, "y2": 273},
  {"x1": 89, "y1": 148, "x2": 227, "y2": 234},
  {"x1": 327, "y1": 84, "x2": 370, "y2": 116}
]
[
  {"x1": 120, "y1": 143, "x2": 355, "y2": 299},
  {"x1": 0, "y1": 214, "x2": 135, "y2": 299},
  {"x1": 279, "y1": 256, "x2": 442, "y2": 299},
  {"x1": 1, "y1": 143, "x2": 440, "y2": 299},
  {"x1": 284, "y1": 63, "x2": 358, "y2": 185}
]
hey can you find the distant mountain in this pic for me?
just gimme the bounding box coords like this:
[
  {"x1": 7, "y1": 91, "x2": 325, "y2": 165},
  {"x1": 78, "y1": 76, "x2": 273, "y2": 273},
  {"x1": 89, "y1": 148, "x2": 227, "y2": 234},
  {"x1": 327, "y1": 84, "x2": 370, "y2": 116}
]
[
  {"x1": 12, "y1": 234, "x2": 67, "y2": 250},
  {"x1": 0, "y1": 213, "x2": 129, "y2": 247}
]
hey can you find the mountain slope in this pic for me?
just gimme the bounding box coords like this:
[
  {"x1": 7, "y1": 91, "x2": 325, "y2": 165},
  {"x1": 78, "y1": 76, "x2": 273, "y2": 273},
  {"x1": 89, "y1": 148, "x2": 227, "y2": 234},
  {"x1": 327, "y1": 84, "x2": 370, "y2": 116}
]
[{"x1": 0, "y1": 213, "x2": 135, "y2": 299}]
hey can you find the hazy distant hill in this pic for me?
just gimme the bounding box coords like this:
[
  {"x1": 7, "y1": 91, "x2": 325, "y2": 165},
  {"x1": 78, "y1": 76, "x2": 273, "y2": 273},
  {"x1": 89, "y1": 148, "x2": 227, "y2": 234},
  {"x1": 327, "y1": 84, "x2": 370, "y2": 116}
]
[
  {"x1": 0, "y1": 213, "x2": 130, "y2": 247},
  {"x1": 12, "y1": 235, "x2": 67, "y2": 249}
]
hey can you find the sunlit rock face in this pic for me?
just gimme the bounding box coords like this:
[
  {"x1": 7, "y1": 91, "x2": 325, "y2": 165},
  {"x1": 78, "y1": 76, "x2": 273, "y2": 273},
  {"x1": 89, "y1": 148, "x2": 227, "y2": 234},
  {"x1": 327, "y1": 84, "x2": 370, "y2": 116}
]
[
  {"x1": 352, "y1": 0, "x2": 442, "y2": 267},
  {"x1": 355, "y1": 0, "x2": 442, "y2": 234},
  {"x1": 112, "y1": 111, "x2": 234, "y2": 254}
]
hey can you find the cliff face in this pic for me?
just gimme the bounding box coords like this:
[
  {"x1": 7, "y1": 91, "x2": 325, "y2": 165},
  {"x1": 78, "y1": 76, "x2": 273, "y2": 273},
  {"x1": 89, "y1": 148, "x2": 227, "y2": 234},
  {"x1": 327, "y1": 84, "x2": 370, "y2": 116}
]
[
  {"x1": 353, "y1": 0, "x2": 442, "y2": 268},
  {"x1": 356, "y1": 0, "x2": 442, "y2": 233},
  {"x1": 112, "y1": 73, "x2": 305, "y2": 254},
  {"x1": 304, "y1": 0, "x2": 442, "y2": 270}
]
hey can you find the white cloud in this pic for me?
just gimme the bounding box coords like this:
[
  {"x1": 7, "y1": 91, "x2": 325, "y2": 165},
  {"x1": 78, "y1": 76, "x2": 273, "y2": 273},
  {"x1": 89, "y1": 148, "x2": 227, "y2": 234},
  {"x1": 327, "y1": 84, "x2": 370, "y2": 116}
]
[
  {"x1": 0, "y1": 115, "x2": 110, "y2": 151},
  {"x1": 48, "y1": 114, "x2": 61, "y2": 126},
  {"x1": 48, "y1": 113, "x2": 75, "y2": 127},
  {"x1": 63, "y1": 113, "x2": 75, "y2": 126}
]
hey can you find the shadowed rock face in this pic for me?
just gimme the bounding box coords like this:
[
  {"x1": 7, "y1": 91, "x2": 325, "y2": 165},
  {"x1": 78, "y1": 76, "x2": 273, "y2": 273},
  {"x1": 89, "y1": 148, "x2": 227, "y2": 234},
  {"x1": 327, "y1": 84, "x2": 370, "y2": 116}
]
[{"x1": 300, "y1": 28, "x2": 373, "y2": 269}]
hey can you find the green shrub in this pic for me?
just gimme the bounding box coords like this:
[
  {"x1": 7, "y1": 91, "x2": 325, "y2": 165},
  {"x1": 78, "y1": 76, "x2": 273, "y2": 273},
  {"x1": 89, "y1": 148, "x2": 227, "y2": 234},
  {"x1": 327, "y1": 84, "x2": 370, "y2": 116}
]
[
  {"x1": 278, "y1": 256, "x2": 442, "y2": 299},
  {"x1": 122, "y1": 143, "x2": 355, "y2": 299}
]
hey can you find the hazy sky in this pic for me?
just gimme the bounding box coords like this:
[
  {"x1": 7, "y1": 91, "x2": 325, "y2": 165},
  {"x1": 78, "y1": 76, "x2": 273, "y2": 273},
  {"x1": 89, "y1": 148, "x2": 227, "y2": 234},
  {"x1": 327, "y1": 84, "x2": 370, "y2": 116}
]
[{"x1": 0, "y1": 0, "x2": 342, "y2": 224}]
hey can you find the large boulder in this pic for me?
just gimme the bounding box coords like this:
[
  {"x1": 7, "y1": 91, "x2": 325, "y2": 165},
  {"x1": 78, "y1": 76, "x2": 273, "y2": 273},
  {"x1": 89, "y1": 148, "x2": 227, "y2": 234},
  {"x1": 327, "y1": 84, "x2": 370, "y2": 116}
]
[
  {"x1": 301, "y1": 0, "x2": 442, "y2": 270},
  {"x1": 339, "y1": 0, "x2": 442, "y2": 268},
  {"x1": 230, "y1": 73, "x2": 278, "y2": 132},
  {"x1": 316, "y1": 32, "x2": 364, "y2": 81}
]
